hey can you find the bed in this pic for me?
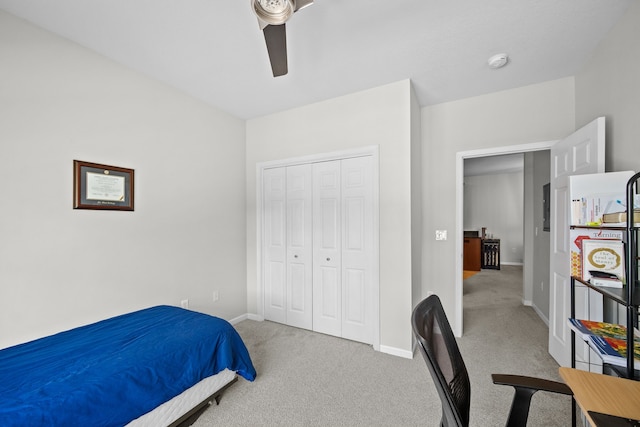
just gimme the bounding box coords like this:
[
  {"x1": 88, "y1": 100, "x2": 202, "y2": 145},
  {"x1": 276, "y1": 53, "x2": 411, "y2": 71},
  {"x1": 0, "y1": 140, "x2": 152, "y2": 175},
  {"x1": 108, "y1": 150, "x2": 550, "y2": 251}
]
[{"x1": 0, "y1": 305, "x2": 256, "y2": 426}]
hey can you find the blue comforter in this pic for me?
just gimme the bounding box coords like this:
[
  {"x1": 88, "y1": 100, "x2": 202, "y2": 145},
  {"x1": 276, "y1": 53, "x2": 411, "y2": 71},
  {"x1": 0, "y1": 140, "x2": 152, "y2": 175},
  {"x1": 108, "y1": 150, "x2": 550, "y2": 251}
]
[{"x1": 0, "y1": 306, "x2": 256, "y2": 426}]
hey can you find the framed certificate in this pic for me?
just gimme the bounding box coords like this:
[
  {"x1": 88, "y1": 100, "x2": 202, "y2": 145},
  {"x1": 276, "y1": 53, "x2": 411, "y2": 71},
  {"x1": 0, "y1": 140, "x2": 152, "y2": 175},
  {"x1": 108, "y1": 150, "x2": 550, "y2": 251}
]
[{"x1": 73, "y1": 160, "x2": 134, "y2": 211}]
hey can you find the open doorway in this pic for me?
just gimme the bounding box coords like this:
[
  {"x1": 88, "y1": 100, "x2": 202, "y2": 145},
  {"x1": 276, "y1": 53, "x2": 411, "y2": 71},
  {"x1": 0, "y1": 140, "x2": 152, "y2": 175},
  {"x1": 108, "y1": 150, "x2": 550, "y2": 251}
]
[
  {"x1": 454, "y1": 141, "x2": 554, "y2": 337},
  {"x1": 463, "y1": 153, "x2": 525, "y2": 271}
]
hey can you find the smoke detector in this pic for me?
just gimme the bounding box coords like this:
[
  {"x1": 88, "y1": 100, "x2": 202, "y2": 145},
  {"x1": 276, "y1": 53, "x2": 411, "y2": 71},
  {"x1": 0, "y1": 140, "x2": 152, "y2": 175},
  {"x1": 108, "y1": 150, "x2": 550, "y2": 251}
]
[{"x1": 488, "y1": 53, "x2": 509, "y2": 69}]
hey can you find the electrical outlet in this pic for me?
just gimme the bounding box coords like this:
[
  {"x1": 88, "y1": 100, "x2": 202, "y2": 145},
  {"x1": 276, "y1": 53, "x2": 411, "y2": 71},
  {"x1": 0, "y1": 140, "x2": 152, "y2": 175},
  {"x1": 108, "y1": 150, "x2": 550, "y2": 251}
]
[
  {"x1": 435, "y1": 230, "x2": 447, "y2": 241},
  {"x1": 212, "y1": 291, "x2": 219, "y2": 303},
  {"x1": 180, "y1": 299, "x2": 189, "y2": 309}
]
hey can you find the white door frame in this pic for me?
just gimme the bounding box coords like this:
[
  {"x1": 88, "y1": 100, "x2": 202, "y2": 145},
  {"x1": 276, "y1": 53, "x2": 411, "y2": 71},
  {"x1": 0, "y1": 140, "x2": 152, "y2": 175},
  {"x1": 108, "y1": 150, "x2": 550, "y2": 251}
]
[
  {"x1": 256, "y1": 146, "x2": 380, "y2": 350},
  {"x1": 454, "y1": 140, "x2": 557, "y2": 337}
]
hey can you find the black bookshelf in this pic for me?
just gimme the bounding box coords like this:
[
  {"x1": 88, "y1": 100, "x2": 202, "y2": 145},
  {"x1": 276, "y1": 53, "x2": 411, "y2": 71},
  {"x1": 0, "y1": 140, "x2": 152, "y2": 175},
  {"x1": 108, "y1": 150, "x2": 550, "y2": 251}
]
[{"x1": 569, "y1": 171, "x2": 640, "y2": 380}]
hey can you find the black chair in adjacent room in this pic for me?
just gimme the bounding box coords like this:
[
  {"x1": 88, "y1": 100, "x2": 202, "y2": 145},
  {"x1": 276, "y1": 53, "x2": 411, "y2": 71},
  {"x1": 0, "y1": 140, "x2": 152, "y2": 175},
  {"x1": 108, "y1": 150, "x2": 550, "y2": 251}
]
[{"x1": 411, "y1": 294, "x2": 572, "y2": 427}]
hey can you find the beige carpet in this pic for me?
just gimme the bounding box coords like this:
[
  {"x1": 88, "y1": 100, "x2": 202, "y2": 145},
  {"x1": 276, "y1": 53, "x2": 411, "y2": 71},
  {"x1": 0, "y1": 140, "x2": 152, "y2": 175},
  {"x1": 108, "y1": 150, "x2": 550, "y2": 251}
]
[{"x1": 193, "y1": 265, "x2": 574, "y2": 426}]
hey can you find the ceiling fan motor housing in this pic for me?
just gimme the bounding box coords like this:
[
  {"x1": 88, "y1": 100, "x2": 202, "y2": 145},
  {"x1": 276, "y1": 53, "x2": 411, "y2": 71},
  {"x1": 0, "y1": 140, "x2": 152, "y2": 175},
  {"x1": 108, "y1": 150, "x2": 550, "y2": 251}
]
[{"x1": 253, "y1": 0, "x2": 295, "y2": 26}]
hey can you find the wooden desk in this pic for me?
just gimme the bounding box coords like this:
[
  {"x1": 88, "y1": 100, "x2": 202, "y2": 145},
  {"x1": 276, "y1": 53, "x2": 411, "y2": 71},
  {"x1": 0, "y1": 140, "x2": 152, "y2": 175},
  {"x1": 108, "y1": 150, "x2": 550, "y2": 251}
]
[{"x1": 559, "y1": 367, "x2": 640, "y2": 425}]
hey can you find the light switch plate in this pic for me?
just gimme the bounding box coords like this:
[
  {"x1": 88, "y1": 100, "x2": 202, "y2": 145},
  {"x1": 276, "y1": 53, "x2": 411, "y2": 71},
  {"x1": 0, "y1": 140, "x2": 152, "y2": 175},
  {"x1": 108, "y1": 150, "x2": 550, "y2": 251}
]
[{"x1": 435, "y1": 230, "x2": 447, "y2": 241}]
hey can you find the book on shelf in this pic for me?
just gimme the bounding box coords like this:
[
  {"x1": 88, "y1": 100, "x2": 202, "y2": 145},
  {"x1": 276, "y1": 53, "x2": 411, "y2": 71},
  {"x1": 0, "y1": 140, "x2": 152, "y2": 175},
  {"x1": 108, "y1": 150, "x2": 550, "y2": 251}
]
[
  {"x1": 567, "y1": 318, "x2": 635, "y2": 341},
  {"x1": 569, "y1": 229, "x2": 624, "y2": 279},
  {"x1": 589, "y1": 273, "x2": 622, "y2": 289},
  {"x1": 581, "y1": 239, "x2": 625, "y2": 283},
  {"x1": 567, "y1": 318, "x2": 640, "y2": 369},
  {"x1": 569, "y1": 171, "x2": 636, "y2": 226},
  {"x1": 570, "y1": 194, "x2": 628, "y2": 226},
  {"x1": 602, "y1": 209, "x2": 640, "y2": 225},
  {"x1": 588, "y1": 335, "x2": 640, "y2": 369}
]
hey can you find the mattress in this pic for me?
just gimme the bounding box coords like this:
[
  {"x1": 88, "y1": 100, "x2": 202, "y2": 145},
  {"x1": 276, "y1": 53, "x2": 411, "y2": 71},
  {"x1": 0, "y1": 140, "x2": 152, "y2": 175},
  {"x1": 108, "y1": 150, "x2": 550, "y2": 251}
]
[
  {"x1": 126, "y1": 368, "x2": 237, "y2": 427},
  {"x1": 0, "y1": 306, "x2": 256, "y2": 427}
]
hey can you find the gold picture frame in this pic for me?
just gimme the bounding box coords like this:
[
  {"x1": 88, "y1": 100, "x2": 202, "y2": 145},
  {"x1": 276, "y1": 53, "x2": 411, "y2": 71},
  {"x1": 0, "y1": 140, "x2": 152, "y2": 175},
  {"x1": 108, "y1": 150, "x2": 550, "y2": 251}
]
[{"x1": 73, "y1": 160, "x2": 134, "y2": 211}]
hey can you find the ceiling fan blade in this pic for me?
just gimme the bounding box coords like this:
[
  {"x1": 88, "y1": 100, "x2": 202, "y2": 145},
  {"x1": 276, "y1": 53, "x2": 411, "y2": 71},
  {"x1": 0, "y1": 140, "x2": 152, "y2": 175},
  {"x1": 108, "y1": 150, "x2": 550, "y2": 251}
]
[
  {"x1": 263, "y1": 24, "x2": 288, "y2": 77},
  {"x1": 294, "y1": 0, "x2": 314, "y2": 12}
]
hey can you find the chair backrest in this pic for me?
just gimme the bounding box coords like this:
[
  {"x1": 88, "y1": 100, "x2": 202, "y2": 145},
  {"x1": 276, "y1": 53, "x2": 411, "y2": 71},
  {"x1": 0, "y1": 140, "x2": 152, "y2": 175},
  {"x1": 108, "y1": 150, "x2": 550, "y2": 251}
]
[{"x1": 411, "y1": 295, "x2": 471, "y2": 427}]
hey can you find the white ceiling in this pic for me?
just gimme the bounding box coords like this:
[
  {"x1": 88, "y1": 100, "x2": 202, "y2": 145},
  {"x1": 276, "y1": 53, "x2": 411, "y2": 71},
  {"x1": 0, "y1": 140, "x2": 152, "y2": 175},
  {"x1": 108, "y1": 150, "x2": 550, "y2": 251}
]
[{"x1": 0, "y1": 0, "x2": 632, "y2": 119}]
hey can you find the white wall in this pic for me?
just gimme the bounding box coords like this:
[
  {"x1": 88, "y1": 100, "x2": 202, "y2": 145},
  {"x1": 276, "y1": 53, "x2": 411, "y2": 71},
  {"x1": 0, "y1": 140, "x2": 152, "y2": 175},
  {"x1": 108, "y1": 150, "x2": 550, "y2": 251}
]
[
  {"x1": 410, "y1": 82, "x2": 423, "y2": 323},
  {"x1": 463, "y1": 171, "x2": 524, "y2": 264},
  {"x1": 421, "y1": 77, "x2": 575, "y2": 334},
  {"x1": 5, "y1": 1, "x2": 638, "y2": 356},
  {"x1": 531, "y1": 150, "x2": 551, "y2": 321},
  {"x1": 575, "y1": 1, "x2": 640, "y2": 174},
  {"x1": 0, "y1": 11, "x2": 247, "y2": 349},
  {"x1": 246, "y1": 80, "x2": 416, "y2": 354}
]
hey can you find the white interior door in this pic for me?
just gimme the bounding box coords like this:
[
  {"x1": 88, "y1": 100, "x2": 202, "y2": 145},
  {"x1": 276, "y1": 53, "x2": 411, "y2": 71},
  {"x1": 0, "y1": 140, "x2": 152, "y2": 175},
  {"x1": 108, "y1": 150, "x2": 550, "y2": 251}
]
[
  {"x1": 312, "y1": 160, "x2": 342, "y2": 336},
  {"x1": 286, "y1": 164, "x2": 313, "y2": 330},
  {"x1": 340, "y1": 156, "x2": 374, "y2": 344},
  {"x1": 263, "y1": 167, "x2": 287, "y2": 324},
  {"x1": 548, "y1": 117, "x2": 605, "y2": 367}
]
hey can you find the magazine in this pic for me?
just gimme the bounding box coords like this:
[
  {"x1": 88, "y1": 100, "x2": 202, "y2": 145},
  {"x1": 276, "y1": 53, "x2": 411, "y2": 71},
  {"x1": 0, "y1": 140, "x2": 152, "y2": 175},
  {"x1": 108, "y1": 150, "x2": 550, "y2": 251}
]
[
  {"x1": 567, "y1": 318, "x2": 631, "y2": 341},
  {"x1": 568, "y1": 318, "x2": 640, "y2": 369},
  {"x1": 588, "y1": 335, "x2": 640, "y2": 369}
]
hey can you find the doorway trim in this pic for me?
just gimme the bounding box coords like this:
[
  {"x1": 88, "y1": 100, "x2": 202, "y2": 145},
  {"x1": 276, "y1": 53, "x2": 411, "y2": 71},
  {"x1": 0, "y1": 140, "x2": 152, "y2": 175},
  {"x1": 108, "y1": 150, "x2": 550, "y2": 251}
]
[
  {"x1": 256, "y1": 145, "x2": 380, "y2": 350},
  {"x1": 454, "y1": 140, "x2": 557, "y2": 337}
]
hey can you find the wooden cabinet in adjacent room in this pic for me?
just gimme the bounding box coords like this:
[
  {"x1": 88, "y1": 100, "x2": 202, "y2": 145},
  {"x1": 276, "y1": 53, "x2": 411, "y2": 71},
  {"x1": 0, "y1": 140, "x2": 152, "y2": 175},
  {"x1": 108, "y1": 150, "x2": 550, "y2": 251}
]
[{"x1": 463, "y1": 237, "x2": 481, "y2": 271}]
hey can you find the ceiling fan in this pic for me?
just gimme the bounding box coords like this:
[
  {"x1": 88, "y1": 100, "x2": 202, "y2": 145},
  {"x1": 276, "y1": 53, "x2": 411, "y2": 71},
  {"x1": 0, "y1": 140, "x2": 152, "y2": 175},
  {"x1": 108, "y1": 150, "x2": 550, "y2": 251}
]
[{"x1": 251, "y1": 0, "x2": 314, "y2": 77}]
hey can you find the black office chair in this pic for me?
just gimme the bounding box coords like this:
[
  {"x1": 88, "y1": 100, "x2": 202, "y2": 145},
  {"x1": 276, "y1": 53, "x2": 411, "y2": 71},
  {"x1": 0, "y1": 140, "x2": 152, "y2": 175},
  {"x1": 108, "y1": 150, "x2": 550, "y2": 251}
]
[{"x1": 411, "y1": 294, "x2": 572, "y2": 427}]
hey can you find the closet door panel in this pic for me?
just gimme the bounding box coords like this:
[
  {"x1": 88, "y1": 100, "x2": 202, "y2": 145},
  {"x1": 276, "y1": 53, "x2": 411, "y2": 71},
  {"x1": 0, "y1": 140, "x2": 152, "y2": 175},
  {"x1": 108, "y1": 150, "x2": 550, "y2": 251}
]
[
  {"x1": 341, "y1": 156, "x2": 374, "y2": 344},
  {"x1": 263, "y1": 168, "x2": 287, "y2": 324},
  {"x1": 344, "y1": 268, "x2": 366, "y2": 323},
  {"x1": 312, "y1": 161, "x2": 342, "y2": 336},
  {"x1": 286, "y1": 164, "x2": 313, "y2": 330}
]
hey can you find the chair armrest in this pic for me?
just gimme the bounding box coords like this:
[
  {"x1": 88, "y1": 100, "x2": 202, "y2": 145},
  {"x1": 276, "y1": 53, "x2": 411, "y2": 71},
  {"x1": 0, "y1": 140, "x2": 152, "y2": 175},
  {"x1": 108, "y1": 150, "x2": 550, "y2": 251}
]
[
  {"x1": 492, "y1": 373, "x2": 573, "y2": 427},
  {"x1": 492, "y1": 373, "x2": 572, "y2": 395}
]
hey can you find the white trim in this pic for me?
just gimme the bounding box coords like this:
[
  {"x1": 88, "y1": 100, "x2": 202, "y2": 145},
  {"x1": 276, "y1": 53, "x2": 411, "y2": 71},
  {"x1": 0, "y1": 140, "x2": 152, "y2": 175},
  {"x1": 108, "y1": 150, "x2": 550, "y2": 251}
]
[
  {"x1": 531, "y1": 303, "x2": 550, "y2": 327},
  {"x1": 259, "y1": 146, "x2": 380, "y2": 170},
  {"x1": 229, "y1": 313, "x2": 263, "y2": 325},
  {"x1": 379, "y1": 344, "x2": 414, "y2": 359},
  {"x1": 228, "y1": 313, "x2": 248, "y2": 325},
  {"x1": 256, "y1": 162, "x2": 264, "y2": 321},
  {"x1": 256, "y1": 146, "x2": 381, "y2": 351},
  {"x1": 455, "y1": 140, "x2": 557, "y2": 337}
]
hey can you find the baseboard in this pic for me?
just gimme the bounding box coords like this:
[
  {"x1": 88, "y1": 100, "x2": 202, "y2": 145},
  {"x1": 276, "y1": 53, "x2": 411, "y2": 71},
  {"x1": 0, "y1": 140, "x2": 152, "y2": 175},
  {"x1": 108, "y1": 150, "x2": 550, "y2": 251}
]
[
  {"x1": 531, "y1": 303, "x2": 550, "y2": 327},
  {"x1": 233, "y1": 314, "x2": 414, "y2": 360},
  {"x1": 379, "y1": 344, "x2": 413, "y2": 359},
  {"x1": 228, "y1": 314, "x2": 248, "y2": 325},
  {"x1": 229, "y1": 313, "x2": 263, "y2": 325},
  {"x1": 501, "y1": 261, "x2": 524, "y2": 266}
]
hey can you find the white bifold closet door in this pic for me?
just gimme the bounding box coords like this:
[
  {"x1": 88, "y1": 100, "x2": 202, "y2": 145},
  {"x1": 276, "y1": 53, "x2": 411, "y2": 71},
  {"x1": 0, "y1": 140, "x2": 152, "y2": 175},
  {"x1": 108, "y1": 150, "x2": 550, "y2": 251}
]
[
  {"x1": 312, "y1": 157, "x2": 373, "y2": 344},
  {"x1": 263, "y1": 164, "x2": 313, "y2": 330},
  {"x1": 263, "y1": 156, "x2": 374, "y2": 344}
]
